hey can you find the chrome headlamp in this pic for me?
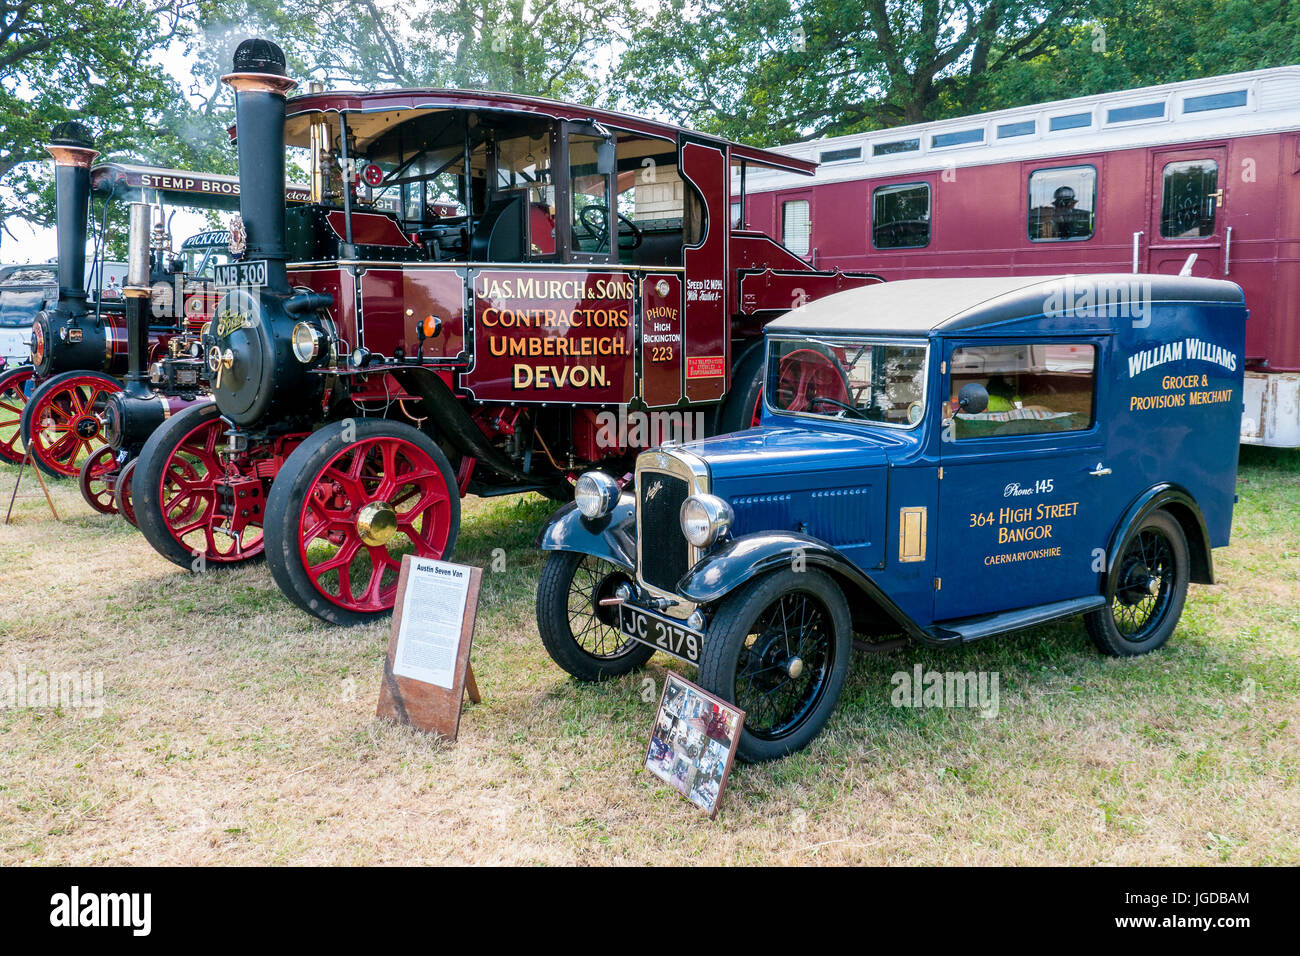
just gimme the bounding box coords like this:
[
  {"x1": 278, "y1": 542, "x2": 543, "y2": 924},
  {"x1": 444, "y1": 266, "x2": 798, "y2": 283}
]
[
  {"x1": 574, "y1": 471, "x2": 620, "y2": 519},
  {"x1": 680, "y1": 494, "x2": 733, "y2": 548},
  {"x1": 291, "y1": 321, "x2": 322, "y2": 363}
]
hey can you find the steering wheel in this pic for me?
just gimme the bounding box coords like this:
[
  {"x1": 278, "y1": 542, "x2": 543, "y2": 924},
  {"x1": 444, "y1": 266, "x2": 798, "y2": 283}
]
[
  {"x1": 577, "y1": 203, "x2": 643, "y2": 250},
  {"x1": 809, "y1": 395, "x2": 865, "y2": 418}
]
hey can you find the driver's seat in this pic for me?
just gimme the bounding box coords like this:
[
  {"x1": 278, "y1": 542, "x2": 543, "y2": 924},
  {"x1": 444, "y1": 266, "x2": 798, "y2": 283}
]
[{"x1": 469, "y1": 193, "x2": 527, "y2": 262}]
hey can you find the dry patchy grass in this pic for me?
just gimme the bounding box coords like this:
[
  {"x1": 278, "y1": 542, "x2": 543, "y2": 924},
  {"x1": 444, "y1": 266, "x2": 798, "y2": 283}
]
[{"x1": 0, "y1": 447, "x2": 1297, "y2": 865}]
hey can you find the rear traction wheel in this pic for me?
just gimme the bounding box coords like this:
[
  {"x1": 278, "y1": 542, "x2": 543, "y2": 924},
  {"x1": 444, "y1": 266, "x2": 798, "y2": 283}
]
[
  {"x1": 20, "y1": 370, "x2": 122, "y2": 479},
  {"x1": 265, "y1": 418, "x2": 460, "y2": 626},
  {"x1": 0, "y1": 364, "x2": 34, "y2": 464}
]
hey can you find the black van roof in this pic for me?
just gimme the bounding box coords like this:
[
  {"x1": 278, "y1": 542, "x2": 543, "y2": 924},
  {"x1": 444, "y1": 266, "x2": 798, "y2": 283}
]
[{"x1": 766, "y1": 274, "x2": 1245, "y2": 335}]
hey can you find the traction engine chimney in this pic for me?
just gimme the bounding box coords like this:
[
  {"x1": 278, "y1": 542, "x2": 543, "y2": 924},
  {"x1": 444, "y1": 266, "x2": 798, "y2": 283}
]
[
  {"x1": 45, "y1": 121, "x2": 99, "y2": 310},
  {"x1": 222, "y1": 38, "x2": 297, "y2": 295}
]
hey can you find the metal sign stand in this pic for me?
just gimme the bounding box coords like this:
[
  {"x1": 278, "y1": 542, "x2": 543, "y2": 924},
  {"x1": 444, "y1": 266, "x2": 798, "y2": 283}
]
[{"x1": 4, "y1": 449, "x2": 60, "y2": 523}]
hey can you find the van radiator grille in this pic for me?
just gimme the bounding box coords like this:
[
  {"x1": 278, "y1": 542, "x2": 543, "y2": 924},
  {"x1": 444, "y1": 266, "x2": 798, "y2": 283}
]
[{"x1": 639, "y1": 471, "x2": 691, "y2": 593}]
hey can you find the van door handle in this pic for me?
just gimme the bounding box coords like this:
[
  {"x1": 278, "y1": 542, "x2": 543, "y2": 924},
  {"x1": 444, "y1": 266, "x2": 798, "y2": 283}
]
[{"x1": 1089, "y1": 462, "x2": 1112, "y2": 477}]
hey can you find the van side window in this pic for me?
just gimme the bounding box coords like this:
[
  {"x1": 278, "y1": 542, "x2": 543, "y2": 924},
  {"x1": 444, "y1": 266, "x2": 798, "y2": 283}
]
[
  {"x1": 782, "y1": 199, "x2": 811, "y2": 255},
  {"x1": 950, "y1": 343, "x2": 1096, "y2": 438},
  {"x1": 1028, "y1": 166, "x2": 1096, "y2": 241},
  {"x1": 872, "y1": 182, "x2": 930, "y2": 249}
]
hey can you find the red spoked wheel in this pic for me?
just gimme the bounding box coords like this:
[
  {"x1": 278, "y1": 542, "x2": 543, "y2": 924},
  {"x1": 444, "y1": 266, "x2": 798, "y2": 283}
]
[
  {"x1": 0, "y1": 364, "x2": 34, "y2": 464},
  {"x1": 265, "y1": 418, "x2": 461, "y2": 626},
  {"x1": 77, "y1": 446, "x2": 120, "y2": 515},
  {"x1": 19, "y1": 370, "x2": 122, "y2": 479},
  {"x1": 115, "y1": 456, "x2": 139, "y2": 526},
  {"x1": 774, "y1": 347, "x2": 851, "y2": 414},
  {"x1": 133, "y1": 402, "x2": 265, "y2": 568}
]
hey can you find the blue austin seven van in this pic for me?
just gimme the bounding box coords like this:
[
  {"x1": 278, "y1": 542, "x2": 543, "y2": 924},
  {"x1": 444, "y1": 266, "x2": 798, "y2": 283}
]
[{"x1": 536, "y1": 275, "x2": 1247, "y2": 762}]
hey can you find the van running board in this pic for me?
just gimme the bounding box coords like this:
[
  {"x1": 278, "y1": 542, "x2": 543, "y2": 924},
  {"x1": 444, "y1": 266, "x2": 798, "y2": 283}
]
[{"x1": 929, "y1": 595, "x2": 1107, "y2": 644}]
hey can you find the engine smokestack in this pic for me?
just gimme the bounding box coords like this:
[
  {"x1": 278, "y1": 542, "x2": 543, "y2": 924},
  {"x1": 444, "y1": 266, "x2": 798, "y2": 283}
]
[
  {"x1": 45, "y1": 121, "x2": 99, "y2": 309},
  {"x1": 222, "y1": 39, "x2": 297, "y2": 295}
]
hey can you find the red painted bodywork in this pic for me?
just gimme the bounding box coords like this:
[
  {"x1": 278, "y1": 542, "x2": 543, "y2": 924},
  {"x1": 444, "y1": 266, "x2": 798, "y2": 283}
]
[{"x1": 746, "y1": 132, "x2": 1300, "y2": 371}]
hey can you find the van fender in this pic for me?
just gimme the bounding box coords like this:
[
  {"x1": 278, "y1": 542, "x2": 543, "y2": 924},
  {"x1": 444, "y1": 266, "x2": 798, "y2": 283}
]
[
  {"x1": 536, "y1": 494, "x2": 637, "y2": 571},
  {"x1": 1107, "y1": 483, "x2": 1214, "y2": 586},
  {"x1": 677, "y1": 532, "x2": 933, "y2": 643}
]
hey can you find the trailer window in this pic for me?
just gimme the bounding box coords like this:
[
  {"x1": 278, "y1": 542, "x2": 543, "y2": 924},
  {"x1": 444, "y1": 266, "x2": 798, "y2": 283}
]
[
  {"x1": 1028, "y1": 166, "x2": 1096, "y2": 241},
  {"x1": 782, "y1": 199, "x2": 811, "y2": 256},
  {"x1": 1160, "y1": 160, "x2": 1219, "y2": 238},
  {"x1": 872, "y1": 183, "x2": 930, "y2": 249},
  {"x1": 949, "y1": 344, "x2": 1096, "y2": 438}
]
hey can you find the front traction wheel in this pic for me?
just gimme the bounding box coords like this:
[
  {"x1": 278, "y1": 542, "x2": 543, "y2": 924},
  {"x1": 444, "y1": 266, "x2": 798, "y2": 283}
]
[
  {"x1": 697, "y1": 568, "x2": 852, "y2": 763},
  {"x1": 1085, "y1": 509, "x2": 1189, "y2": 657},
  {"x1": 265, "y1": 418, "x2": 460, "y2": 626},
  {"x1": 536, "y1": 550, "x2": 655, "y2": 682}
]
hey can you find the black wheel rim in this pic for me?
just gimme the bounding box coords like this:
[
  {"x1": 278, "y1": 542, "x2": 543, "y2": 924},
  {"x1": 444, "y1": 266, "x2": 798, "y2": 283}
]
[
  {"x1": 566, "y1": 556, "x2": 638, "y2": 659},
  {"x1": 733, "y1": 591, "x2": 835, "y2": 740},
  {"x1": 1111, "y1": 528, "x2": 1175, "y2": 642}
]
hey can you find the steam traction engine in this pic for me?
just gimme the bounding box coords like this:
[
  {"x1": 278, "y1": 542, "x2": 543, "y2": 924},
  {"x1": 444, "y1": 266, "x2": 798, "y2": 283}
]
[
  {"x1": 6, "y1": 132, "x2": 249, "y2": 485},
  {"x1": 133, "y1": 38, "x2": 879, "y2": 623}
]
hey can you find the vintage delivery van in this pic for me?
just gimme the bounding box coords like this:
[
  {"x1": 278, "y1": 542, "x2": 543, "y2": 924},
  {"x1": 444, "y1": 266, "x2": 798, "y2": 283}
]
[{"x1": 536, "y1": 274, "x2": 1248, "y2": 762}]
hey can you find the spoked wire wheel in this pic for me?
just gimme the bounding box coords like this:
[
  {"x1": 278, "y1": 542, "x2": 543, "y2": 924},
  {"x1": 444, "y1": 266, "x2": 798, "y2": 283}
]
[
  {"x1": 1085, "y1": 510, "x2": 1189, "y2": 657},
  {"x1": 1112, "y1": 530, "x2": 1175, "y2": 640},
  {"x1": 536, "y1": 550, "x2": 653, "y2": 681},
  {"x1": 77, "y1": 445, "x2": 119, "y2": 515},
  {"x1": 698, "y1": 568, "x2": 852, "y2": 762},
  {"x1": 20, "y1": 371, "x2": 121, "y2": 478},
  {"x1": 266, "y1": 418, "x2": 460, "y2": 625},
  {"x1": 134, "y1": 402, "x2": 265, "y2": 568},
  {"x1": 0, "y1": 365, "x2": 34, "y2": 464},
  {"x1": 733, "y1": 591, "x2": 836, "y2": 740}
]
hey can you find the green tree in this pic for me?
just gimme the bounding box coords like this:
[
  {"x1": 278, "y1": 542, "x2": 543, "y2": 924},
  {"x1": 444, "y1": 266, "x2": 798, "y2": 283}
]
[
  {"x1": 620, "y1": 0, "x2": 1091, "y2": 142},
  {"x1": 0, "y1": 0, "x2": 205, "y2": 256},
  {"x1": 972, "y1": 0, "x2": 1300, "y2": 113}
]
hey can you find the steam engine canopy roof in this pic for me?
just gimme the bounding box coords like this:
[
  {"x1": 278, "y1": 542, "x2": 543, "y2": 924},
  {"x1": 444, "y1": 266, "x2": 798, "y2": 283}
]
[{"x1": 273, "y1": 88, "x2": 818, "y2": 175}]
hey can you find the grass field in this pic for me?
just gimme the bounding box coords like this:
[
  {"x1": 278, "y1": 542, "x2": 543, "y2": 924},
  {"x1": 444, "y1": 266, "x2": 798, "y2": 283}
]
[{"x1": 0, "y1": 448, "x2": 1296, "y2": 865}]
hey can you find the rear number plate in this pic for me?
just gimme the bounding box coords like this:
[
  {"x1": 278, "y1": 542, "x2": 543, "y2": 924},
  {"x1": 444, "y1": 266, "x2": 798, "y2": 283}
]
[{"x1": 618, "y1": 604, "x2": 703, "y2": 664}]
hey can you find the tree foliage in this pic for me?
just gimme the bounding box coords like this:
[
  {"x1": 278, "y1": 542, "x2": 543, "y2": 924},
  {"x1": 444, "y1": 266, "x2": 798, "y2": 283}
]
[{"x1": 619, "y1": 0, "x2": 1093, "y2": 142}]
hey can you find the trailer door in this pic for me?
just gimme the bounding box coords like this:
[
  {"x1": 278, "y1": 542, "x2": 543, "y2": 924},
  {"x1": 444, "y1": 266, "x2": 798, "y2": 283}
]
[{"x1": 1147, "y1": 146, "x2": 1227, "y2": 277}]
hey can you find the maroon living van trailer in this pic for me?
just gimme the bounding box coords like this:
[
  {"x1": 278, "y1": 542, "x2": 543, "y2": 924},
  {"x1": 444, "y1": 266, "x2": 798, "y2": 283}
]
[
  {"x1": 742, "y1": 66, "x2": 1300, "y2": 447},
  {"x1": 130, "y1": 39, "x2": 878, "y2": 625}
]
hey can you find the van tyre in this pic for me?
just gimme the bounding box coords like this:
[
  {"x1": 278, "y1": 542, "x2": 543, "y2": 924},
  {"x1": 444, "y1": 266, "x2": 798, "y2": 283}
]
[
  {"x1": 697, "y1": 568, "x2": 852, "y2": 763},
  {"x1": 537, "y1": 550, "x2": 654, "y2": 681},
  {"x1": 1086, "y1": 510, "x2": 1189, "y2": 657}
]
